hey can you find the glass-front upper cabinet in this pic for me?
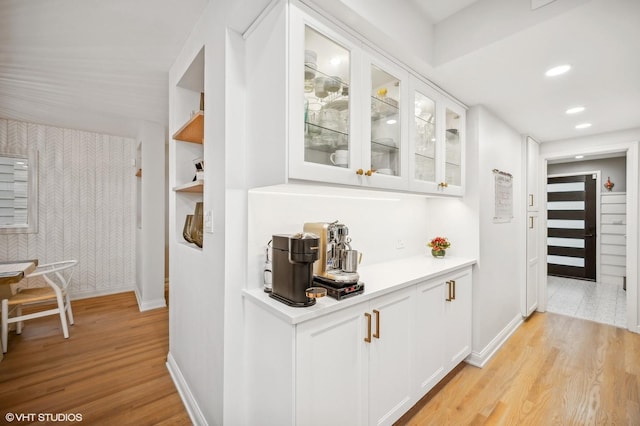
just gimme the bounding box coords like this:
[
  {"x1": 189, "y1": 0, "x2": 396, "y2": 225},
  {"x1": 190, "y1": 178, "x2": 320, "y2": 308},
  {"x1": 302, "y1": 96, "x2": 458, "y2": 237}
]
[
  {"x1": 409, "y1": 77, "x2": 465, "y2": 195},
  {"x1": 412, "y1": 89, "x2": 437, "y2": 186},
  {"x1": 303, "y1": 26, "x2": 351, "y2": 168},
  {"x1": 370, "y1": 65, "x2": 400, "y2": 176},
  {"x1": 364, "y1": 55, "x2": 408, "y2": 190},
  {"x1": 409, "y1": 78, "x2": 438, "y2": 192},
  {"x1": 443, "y1": 103, "x2": 464, "y2": 193},
  {"x1": 289, "y1": 8, "x2": 360, "y2": 186}
]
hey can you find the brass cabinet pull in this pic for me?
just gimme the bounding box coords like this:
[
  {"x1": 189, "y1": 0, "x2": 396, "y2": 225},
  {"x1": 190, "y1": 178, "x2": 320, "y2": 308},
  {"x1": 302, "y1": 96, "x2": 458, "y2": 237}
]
[
  {"x1": 438, "y1": 182, "x2": 448, "y2": 189},
  {"x1": 356, "y1": 169, "x2": 364, "y2": 176},
  {"x1": 529, "y1": 216, "x2": 534, "y2": 229},
  {"x1": 373, "y1": 309, "x2": 380, "y2": 339},
  {"x1": 452, "y1": 280, "x2": 456, "y2": 300},
  {"x1": 365, "y1": 169, "x2": 375, "y2": 176},
  {"x1": 446, "y1": 281, "x2": 453, "y2": 301},
  {"x1": 529, "y1": 194, "x2": 534, "y2": 207},
  {"x1": 364, "y1": 312, "x2": 372, "y2": 343}
]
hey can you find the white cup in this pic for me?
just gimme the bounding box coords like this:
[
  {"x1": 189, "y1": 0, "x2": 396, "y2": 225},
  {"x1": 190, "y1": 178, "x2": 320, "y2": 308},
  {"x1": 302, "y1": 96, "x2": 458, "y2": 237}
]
[{"x1": 329, "y1": 150, "x2": 348, "y2": 167}]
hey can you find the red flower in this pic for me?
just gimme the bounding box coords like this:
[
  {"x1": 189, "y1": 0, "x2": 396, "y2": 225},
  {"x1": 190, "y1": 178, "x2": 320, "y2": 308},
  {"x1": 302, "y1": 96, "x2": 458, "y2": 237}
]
[{"x1": 427, "y1": 236, "x2": 451, "y2": 251}]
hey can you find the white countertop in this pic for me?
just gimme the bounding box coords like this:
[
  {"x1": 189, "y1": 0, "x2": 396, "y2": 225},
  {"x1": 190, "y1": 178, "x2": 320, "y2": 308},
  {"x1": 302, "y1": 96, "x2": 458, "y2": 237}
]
[{"x1": 242, "y1": 255, "x2": 476, "y2": 325}]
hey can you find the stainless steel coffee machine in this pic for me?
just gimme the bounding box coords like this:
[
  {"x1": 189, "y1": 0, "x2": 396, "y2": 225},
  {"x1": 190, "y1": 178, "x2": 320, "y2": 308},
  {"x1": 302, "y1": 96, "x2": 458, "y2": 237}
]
[
  {"x1": 303, "y1": 221, "x2": 364, "y2": 300},
  {"x1": 270, "y1": 233, "x2": 321, "y2": 307}
]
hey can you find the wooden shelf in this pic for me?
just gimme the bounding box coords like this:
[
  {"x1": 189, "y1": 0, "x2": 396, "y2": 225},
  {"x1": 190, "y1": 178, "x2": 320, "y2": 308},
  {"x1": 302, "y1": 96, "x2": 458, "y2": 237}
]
[
  {"x1": 173, "y1": 111, "x2": 204, "y2": 143},
  {"x1": 173, "y1": 180, "x2": 204, "y2": 193},
  {"x1": 135, "y1": 169, "x2": 142, "y2": 177}
]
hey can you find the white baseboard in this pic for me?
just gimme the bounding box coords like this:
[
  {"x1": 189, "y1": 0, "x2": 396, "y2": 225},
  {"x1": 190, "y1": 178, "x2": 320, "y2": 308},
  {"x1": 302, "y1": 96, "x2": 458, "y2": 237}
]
[
  {"x1": 466, "y1": 313, "x2": 523, "y2": 368},
  {"x1": 166, "y1": 352, "x2": 207, "y2": 425},
  {"x1": 134, "y1": 288, "x2": 167, "y2": 312},
  {"x1": 69, "y1": 285, "x2": 135, "y2": 301}
]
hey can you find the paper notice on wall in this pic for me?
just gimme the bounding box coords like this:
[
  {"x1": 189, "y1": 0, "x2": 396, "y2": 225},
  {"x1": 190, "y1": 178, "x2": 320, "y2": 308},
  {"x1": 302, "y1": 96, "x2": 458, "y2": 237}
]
[{"x1": 493, "y1": 169, "x2": 513, "y2": 223}]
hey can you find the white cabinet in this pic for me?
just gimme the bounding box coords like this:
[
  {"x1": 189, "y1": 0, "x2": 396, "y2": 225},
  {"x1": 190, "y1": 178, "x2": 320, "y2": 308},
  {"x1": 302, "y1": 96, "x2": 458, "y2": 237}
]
[
  {"x1": 408, "y1": 78, "x2": 465, "y2": 195},
  {"x1": 414, "y1": 279, "x2": 446, "y2": 394},
  {"x1": 244, "y1": 263, "x2": 473, "y2": 425},
  {"x1": 288, "y1": 6, "x2": 362, "y2": 187},
  {"x1": 414, "y1": 267, "x2": 472, "y2": 395},
  {"x1": 525, "y1": 211, "x2": 540, "y2": 316},
  {"x1": 600, "y1": 193, "x2": 626, "y2": 285},
  {"x1": 296, "y1": 287, "x2": 415, "y2": 426},
  {"x1": 289, "y1": 6, "x2": 414, "y2": 192},
  {"x1": 246, "y1": 1, "x2": 465, "y2": 196},
  {"x1": 441, "y1": 101, "x2": 465, "y2": 196},
  {"x1": 361, "y1": 52, "x2": 410, "y2": 191},
  {"x1": 295, "y1": 302, "x2": 369, "y2": 426},
  {"x1": 527, "y1": 136, "x2": 540, "y2": 211},
  {"x1": 292, "y1": 266, "x2": 472, "y2": 426},
  {"x1": 443, "y1": 269, "x2": 472, "y2": 366},
  {"x1": 367, "y1": 288, "x2": 415, "y2": 425},
  {"x1": 524, "y1": 136, "x2": 540, "y2": 316}
]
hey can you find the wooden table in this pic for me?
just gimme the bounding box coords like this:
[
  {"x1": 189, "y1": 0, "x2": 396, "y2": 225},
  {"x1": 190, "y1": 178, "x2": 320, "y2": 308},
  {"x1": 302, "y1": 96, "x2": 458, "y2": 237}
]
[
  {"x1": 0, "y1": 260, "x2": 38, "y2": 361},
  {"x1": 0, "y1": 261, "x2": 37, "y2": 285}
]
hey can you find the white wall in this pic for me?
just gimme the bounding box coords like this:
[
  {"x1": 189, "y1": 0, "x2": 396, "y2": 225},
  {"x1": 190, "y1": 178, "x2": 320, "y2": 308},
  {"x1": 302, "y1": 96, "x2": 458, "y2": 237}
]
[
  {"x1": 463, "y1": 105, "x2": 525, "y2": 366},
  {"x1": 548, "y1": 156, "x2": 626, "y2": 192},
  {"x1": 167, "y1": 1, "x2": 272, "y2": 425},
  {"x1": 306, "y1": 0, "x2": 435, "y2": 69},
  {"x1": 247, "y1": 185, "x2": 432, "y2": 290},
  {"x1": 134, "y1": 121, "x2": 166, "y2": 311},
  {"x1": 168, "y1": 7, "x2": 221, "y2": 423},
  {"x1": 0, "y1": 118, "x2": 137, "y2": 298}
]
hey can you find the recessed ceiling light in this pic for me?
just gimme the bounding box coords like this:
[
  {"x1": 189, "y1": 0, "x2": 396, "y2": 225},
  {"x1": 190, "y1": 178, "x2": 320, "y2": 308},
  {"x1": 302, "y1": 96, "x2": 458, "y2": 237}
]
[
  {"x1": 575, "y1": 155, "x2": 584, "y2": 159},
  {"x1": 566, "y1": 106, "x2": 585, "y2": 114},
  {"x1": 575, "y1": 123, "x2": 592, "y2": 129},
  {"x1": 545, "y1": 64, "x2": 571, "y2": 77}
]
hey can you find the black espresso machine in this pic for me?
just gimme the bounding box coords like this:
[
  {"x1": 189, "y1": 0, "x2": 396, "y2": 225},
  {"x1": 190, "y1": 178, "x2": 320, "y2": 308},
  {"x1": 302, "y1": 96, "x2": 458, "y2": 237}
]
[{"x1": 270, "y1": 233, "x2": 323, "y2": 307}]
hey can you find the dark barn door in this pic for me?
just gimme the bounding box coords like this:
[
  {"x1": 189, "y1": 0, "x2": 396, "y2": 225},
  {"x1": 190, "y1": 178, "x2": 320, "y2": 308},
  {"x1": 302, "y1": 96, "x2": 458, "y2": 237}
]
[{"x1": 547, "y1": 174, "x2": 597, "y2": 280}]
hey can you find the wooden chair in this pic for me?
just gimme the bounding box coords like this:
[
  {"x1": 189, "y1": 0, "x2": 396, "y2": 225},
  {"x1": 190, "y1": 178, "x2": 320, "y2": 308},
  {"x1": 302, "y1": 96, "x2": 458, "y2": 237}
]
[{"x1": 1, "y1": 260, "x2": 78, "y2": 353}]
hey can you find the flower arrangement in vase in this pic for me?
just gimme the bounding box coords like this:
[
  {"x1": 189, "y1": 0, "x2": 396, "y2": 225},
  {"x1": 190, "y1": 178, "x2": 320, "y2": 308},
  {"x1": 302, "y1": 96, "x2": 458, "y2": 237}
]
[{"x1": 427, "y1": 236, "x2": 450, "y2": 258}]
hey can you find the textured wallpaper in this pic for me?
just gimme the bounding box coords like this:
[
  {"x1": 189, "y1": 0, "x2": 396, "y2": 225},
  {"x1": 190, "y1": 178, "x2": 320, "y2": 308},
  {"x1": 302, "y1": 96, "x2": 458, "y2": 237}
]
[{"x1": 0, "y1": 119, "x2": 136, "y2": 298}]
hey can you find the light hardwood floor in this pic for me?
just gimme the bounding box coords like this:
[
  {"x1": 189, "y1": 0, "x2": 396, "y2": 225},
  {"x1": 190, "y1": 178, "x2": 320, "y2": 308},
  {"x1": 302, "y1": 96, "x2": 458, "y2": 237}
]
[
  {"x1": 399, "y1": 311, "x2": 640, "y2": 425},
  {"x1": 2, "y1": 294, "x2": 639, "y2": 425},
  {"x1": 0, "y1": 292, "x2": 190, "y2": 425}
]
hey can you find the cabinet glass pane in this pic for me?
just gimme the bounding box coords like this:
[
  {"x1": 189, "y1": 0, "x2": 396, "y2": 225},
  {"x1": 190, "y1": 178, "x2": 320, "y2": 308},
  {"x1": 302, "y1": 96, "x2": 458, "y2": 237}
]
[
  {"x1": 445, "y1": 108, "x2": 462, "y2": 186},
  {"x1": 414, "y1": 91, "x2": 436, "y2": 182},
  {"x1": 371, "y1": 65, "x2": 400, "y2": 176},
  {"x1": 304, "y1": 26, "x2": 350, "y2": 168}
]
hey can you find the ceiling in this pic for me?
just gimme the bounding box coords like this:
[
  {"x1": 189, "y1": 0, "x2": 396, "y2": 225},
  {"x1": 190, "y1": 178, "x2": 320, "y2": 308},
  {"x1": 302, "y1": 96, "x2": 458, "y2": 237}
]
[
  {"x1": 0, "y1": 0, "x2": 208, "y2": 138},
  {"x1": 411, "y1": 0, "x2": 479, "y2": 22},
  {"x1": 0, "y1": 0, "x2": 639, "y2": 143},
  {"x1": 423, "y1": 0, "x2": 640, "y2": 142}
]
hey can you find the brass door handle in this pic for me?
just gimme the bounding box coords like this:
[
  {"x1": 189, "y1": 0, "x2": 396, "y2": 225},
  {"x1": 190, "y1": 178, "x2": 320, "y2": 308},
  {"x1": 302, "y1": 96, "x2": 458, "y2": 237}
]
[
  {"x1": 364, "y1": 312, "x2": 372, "y2": 343},
  {"x1": 356, "y1": 169, "x2": 364, "y2": 176},
  {"x1": 373, "y1": 309, "x2": 380, "y2": 339},
  {"x1": 446, "y1": 281, "x2": 453, "y2": 302}
]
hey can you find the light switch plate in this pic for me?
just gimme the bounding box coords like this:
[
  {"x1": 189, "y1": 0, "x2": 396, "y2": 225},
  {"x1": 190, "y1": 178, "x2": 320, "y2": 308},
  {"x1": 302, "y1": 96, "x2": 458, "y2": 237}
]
[{"x1": 205, "y1": 210, "x2": 213, "y2": 233}]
